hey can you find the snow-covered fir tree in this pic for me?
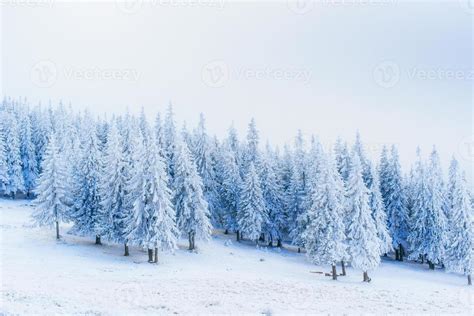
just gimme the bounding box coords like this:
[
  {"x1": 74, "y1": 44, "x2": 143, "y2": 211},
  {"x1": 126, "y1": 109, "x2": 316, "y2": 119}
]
[
  {"x1": 260, "y1": 144, "x2": 285, "y2": 246},
  {"x1": 19, "y1": 113, "x2": 38, "y2": 197},
  {"x1": 242, "y1": 118, "x2": 260, "y2": 172},
  {"x1": 173, "y1": 136, "x2": 212, "y2": 250},
  {"x1": 380, "y1": 145, "x2": 409, "y2": 261},
  {"x1": 408, "y1": 148, "x2": 429, "y2": 262},
  {"x1": 216, "y1": 140, "x2": 242, "y2": 234},
  {"x1": 4, "y1": 111, "x2": 24, "y2": 197},
  {"x1": 163, "y1": 103, "x2": 177, "y2": 182},
  {"x1": 126, "y1": 130, "x2": 178, "y2": 262},
  {"x1": 423, "y1": 147, "x2": 447, "y2": 269},
  {"x1": 444, "y1": 157, "x2": 473, "y2": 285},
  {"x1": 368, "y1": 165, "x2": 392, "y2": 256},
  {"x1": 346, "y1": 153, "x2": 381, "y2": 282},
  {"x1": 32, "y1": 134, "x2": 69, "y2": 239},
  {"x1": 238, "y1": 162, "x2": 268, "y2": 244},
  {"x1": 69, "y1": 130, "x2": 103, "y2": 244},
  {"x1": 334, "y1": 137, "x2": 351, "y2": 182},
  {"x1": 98, "y1": 121, "x2": 130, "y2": 254},
  {"x1": 191, "y1": 113, "x2": 221, "y2": 226},
  {"x1": 353, "y1": 132, "x2": 373, "y2": 187},
  {"x1": 0, "y1": 127, "x2": 8, "y2": 193},
  {"x1": 302, "y1": 151, "x2": 346, "y2": 280}
]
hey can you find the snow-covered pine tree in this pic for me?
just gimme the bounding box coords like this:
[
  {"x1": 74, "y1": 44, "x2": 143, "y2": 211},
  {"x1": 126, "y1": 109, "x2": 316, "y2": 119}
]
[
  {"x1": 154, "y1": 112, "x2": 165, "y2": 157},
  {"x1": 261, "y1": 144, "x2": 285, "y2": 246},
  {"x1": 407, "y1": 148, "x2": 429, "y2": 262},
  {"x1": 4, "y1": 111, "x2": 25, "y2": 197},
  {"x1": 122, "y1": 120, "x2": 152, "y2": 258},
  {"x1": 0, "y1": 126, "x2": 8, "y2": 193},
  {"x1": 242, "y1": 118, "x2": 261, "y2": 172},
  {"x1": 238, "y1": 162, "x2": 268, "y2": 244},
  {"x1": 30, "y1": 105, "x2": 51, "y2": 175},
  {"x1": 69, "y1": 129, "x2": 103, "y2": 244},
  {"x1": 287, "y1": 157, "x2": 306, "y2": 250},
  {"x1": 444, "y1": 157, "x2": 473, "y2": 285},
  {"x1": 99, "y1": 121, "x2": 130, "y2": 255},
  {"x1": 334, "y1": 137, "x2": 351, "y2": 182},
  {"x1": 217, "y1": 140, "x2": 242, "y2": 235},
  {"x1": 368, "y1": 165, "x2": 392, "y2": 256},
  {"x1": 353, "y1": 132, "x2": 373, "y2": 187},
  {"x1": 423, "y1": 147, "x2": 447, "y2": 269},
  {"x1": 288, "y1": 131, "x2": 309, "y2": 250},
  {"x1": 346, "y1": 152, "x2": 381, "y2": 281},
  {"x1": 380, "y1": 145, "x2": 409, "y2": 261},
  {"x1": 163, "y1": 103, "x2": 177, "y2": 183},
  {"x1": 173, "y1": 136, "x2": 212, "y2": 250},
  {"x1": 32, "y1": 133, "x2": 69, "y2": 239},
  {"x1": 19, "y1": 113, "x2": 38, "y2": 197},
  {"x1": 126, "y1": 131, "x2": 178, "y2": 263},
  {"x1": 302, "y1": 151, "x2": 346, "y2": 280},
  {"x1": 191, "y1": 113, "x2": 221, "y2": 227}
]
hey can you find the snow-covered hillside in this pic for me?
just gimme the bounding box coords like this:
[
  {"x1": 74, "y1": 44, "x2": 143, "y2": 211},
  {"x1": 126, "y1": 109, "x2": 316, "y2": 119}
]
[{"x1": 1, "y1": 200, "x2": 472, "y2": 315}]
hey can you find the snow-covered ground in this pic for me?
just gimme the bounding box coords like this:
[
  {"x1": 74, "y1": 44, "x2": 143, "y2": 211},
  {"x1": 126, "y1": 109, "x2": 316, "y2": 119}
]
[{"x1": 0, "y1": 200, "x2": 472, "y2": 315}]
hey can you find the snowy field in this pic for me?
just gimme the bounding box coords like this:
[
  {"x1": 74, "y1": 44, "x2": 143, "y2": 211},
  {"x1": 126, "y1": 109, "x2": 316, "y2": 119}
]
[{"x1": 1, "y1": 200, "x2": 472, "y2": 315}]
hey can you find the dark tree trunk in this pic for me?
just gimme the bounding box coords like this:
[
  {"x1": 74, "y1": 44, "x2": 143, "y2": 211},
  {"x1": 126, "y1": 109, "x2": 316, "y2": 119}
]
[
  {"x1": 55, "y1": 221, "x2": 60, "y2": 240},
  {"x1": 124, "y1": 243, "x2": 129, "y2": 256},
  {"x1": 189, "y1": 233, "x2": 195, "y2": 250},
  {"x1": 95, "y1": 235, "x2": 102, "y2": 245},
  {"x1": 341, "y1": 261, "x2": 346, "y2": 276},
  {"x1": 277, "y1": 239, "x2": 282, "y2": 248},
  {"x1": 399, "y1": 244, "x2": 404, "y2": 261},
  {"x1": 421, "y1": 254, "x2": 424, "y2": 264},
  {"x1": 259, "y1": 233, "x2": 265, "y2": 242},
  {"x1": 154, "y1": 247, "x2": 158, "y2": 263},
  {"x1": 224, "y1": 229, "x2": 229, "y2": 235},
  {"x1": 298, "y1": 247, "x2": 301, "y2": 253},
  {"x1": 363, "y1": 271, "x2": 369, "y2": 282},
  {"x1": 236, "y1": 230, "x2": 240, "y2": 242},
  {"x1": 395, "y1": 249, "x2": 400, "y2": 261},
  {"x1": 468, "y1": 274, "x2": 472, "y2": 286},
  {"x1": 428, "y1": 261, "x2": 435, "y2": 270},
  {"x1": 147, "y1": 248, "x2": 153, "y2": 262},
  {"x1": 331, "y1": 264, "x2": 337, "y2": 280}
]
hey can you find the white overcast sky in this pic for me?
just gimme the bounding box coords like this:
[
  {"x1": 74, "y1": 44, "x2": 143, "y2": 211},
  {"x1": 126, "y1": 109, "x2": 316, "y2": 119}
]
[{"x1": 1, "y1": 0, "x2": 473, "y2": 185}]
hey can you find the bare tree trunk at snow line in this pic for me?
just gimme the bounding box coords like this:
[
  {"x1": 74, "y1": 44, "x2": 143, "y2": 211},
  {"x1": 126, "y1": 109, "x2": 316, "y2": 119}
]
[
  {"x1": 95, "y1": 235, "x2": 101, "y2": 245},
  {"x1": 428, "y1": 261, "x2": 435, "y2": 270},
  {"x1": 55, "y1": 221, "x2": 60, "y2": 240},
  {"x1": 399, "y1": 244, "x2": 404, "y2": 261},
  {"x1": 341, "y1": 261, "x2": 346, "y2": 276},
  {"x1": 468, "y1": 275, "x2": 472, "y2": 286},
  {"x1": 124, "y1": 243, "x2": 129, "y2": 256},
  {"x1": 147, "y1": 248, "x2": 153, "y2": 262},
  {"x1": 363, "y1": 272, "x2": 370, "y2": 282},
  {"x1": 154, "y1": 247, "x2": 158, "y2": 263},
  {"x1": 331, "y1": 264, "x2": 337, "y2": 280}
]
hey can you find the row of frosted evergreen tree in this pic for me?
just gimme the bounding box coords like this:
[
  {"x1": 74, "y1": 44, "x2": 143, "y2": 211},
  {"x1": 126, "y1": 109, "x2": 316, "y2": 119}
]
[{"x1": 0, "y1": 98, "x2": 472, "y2": 285}]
